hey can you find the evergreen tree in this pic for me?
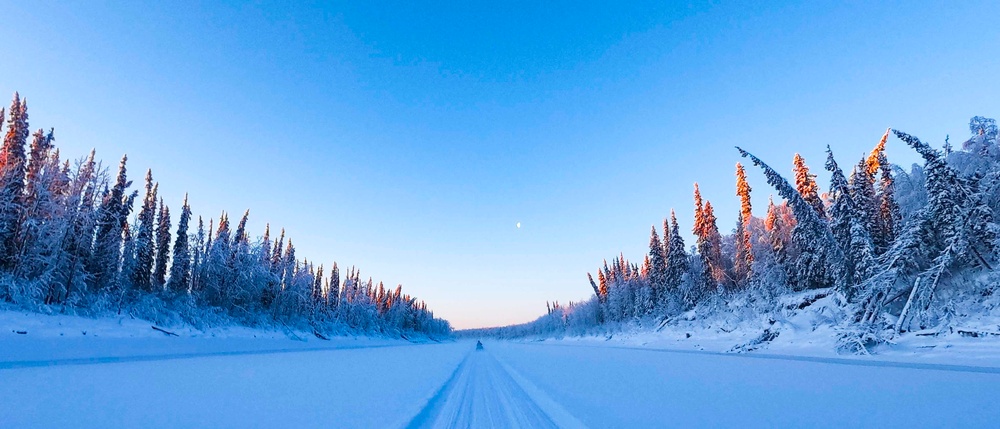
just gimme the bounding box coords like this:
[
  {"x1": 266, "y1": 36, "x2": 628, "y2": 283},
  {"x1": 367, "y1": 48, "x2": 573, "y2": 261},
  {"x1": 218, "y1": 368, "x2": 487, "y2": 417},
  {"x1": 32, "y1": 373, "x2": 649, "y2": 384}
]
[
  {"x1": 875, "y1": 153, "x2": 901, "y2": 255},
  {"x1": 329, "y1": 261, "x2": 340, "y2": 308},
  {"x1": 665, "y1": 210, "x2": 689, "y2": 304},
  {"x1": 190, "y1": 216, "x2": 205, "y2": 293},
  {"x1": 89, "y1": 154, "x2": 135, "y2": 291},
  {"x1": 792, "y1": 153, "x2": 826, "y2": 219},
  {"x1": 764, "y1": 197, "x2": 787, "y2": 262},
  {"x1": 735, "y1": 162, "x2": 753, "y2": 283},
  {"x1": 849, "y1": 160, "x2": 878, "y2": 242},
  {"x1": 313, "y1": 264, "x2": 325, "y2": 308},
  {"x1": 152, "y1": 199, "x2": 171, "y2": 288},
  {"x1": 23, "y1": 128, "x2": 54, "y2": 207},
  {"x1": 261, "y1": 223, "x2": 271, "y2": 265},
  {"x1": 119, "y1": 223, "x2": 137, "y2": 291},
  {"x1": 0, "y1": 93, "x2": 29, "y2": 268},
  {"x1": 697, "y1": 200, "x2": 725, "y2": 290},
  {"x1": 233, "y1": 209, "x2": 249, "y2": 248},
  {"x1": 166, "y1": 194, "x2": 192, "y2": 293},
  {"x1": 692, "y1": 183, "x2": 705, "y2": 238},
  {"x1": 133, "y1": 171, "x2": 157, "y2": 291},
  {"x1": 50, "y1": 150, "x2": 99, "y2": 303},
  {"x1": 16, "y1": 128, "x2": 56, "y2": 280},
  {"x1": 647, "y1": 225, "x2": 667, "y2": 307},
  {"x1": 825, "y1": 146, "x2": 864, "y2": 288}
]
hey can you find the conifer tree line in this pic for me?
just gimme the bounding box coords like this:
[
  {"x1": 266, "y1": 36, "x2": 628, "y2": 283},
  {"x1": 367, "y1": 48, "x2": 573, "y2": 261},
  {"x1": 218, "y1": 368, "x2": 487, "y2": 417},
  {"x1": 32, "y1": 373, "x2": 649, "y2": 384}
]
[
  {"x1": 0, "y1": 93, "x2": 450, "y2": 336},
  {"x1": 477, "y1": 119, "x2": 1000, "y2": 349}
]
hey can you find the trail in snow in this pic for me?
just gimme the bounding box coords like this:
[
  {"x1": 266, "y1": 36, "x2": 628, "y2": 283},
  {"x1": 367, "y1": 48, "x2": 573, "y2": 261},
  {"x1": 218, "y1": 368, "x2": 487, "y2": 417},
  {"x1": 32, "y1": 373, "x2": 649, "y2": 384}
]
[{"x1": 408, "y1": 346, "x2": 584, "y2": 429}]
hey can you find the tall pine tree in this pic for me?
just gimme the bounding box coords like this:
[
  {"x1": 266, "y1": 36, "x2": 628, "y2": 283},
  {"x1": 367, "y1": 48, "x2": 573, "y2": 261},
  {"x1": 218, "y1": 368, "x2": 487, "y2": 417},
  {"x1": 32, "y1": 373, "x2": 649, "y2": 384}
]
[
  {"x1": 166, "y1": 194, "x2": 192, "y2": 293},
  {"x1": 792, "y1": 153, "x2": 826, "y2": 219},
  {"x1": 0, "y1": 93, "x2": 29, "y2": 268},
  {"x1": 152, "y1": 198, "x2": 171, "y2": 288},
  {"x1": 734, "y1": 162, "x2": 753, "y2": 283}
]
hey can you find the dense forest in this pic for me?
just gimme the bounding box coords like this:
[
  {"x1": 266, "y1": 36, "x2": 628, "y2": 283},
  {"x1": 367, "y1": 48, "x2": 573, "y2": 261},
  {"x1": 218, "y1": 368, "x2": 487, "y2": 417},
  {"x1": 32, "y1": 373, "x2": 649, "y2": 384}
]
[
  {"x1": 0, "y1": 93, "x2": 450, "y2": 337},
  {"x1": 470, "y1": 118, "x2": 1000, "y2": 353}
]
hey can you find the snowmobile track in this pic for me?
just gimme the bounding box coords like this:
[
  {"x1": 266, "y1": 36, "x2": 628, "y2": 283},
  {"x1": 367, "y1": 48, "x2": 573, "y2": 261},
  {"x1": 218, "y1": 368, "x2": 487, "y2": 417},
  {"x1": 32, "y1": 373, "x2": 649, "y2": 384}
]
[{"x1": 406, "y1": 347, "x2": 585, "y2": 429}]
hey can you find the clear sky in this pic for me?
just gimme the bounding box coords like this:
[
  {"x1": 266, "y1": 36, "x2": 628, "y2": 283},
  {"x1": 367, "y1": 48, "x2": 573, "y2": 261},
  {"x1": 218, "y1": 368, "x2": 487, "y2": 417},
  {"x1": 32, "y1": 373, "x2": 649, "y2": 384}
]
[{"x1": 2, "y1": 1, "x2": 999, "y2": 329}]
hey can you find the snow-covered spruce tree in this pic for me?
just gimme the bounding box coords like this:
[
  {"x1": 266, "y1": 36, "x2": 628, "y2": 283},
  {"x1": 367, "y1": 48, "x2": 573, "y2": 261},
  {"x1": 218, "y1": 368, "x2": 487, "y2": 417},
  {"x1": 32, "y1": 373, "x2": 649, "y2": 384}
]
[
  {"x1": 50, "y1": 151, "x2": 103, "y2": 304},
  {"x1": 734, "y1": 162, "x2": 753, "y2": 285},
  {"x1": 17, "y1": 128, "x2": 56, "y2": 270},
  {"x1": 201, "y1": 212, "x2": 232, "y2": 307},
  {"x1": 132, "y1": 171, "x2": 157, "y2": 291},
  {"x1": 647, "y1": 225, "x2": 667, "y2": 309},
  {"x1": 189, "y1": 216, "x2": 205, "y2": 293},
  {"x1": 763, "y1": 197, "x2": 792, "y2": 269},
  {"x1": 22, "y1": 128, "x2": 53, "y2": 207},
  {"x1": 328, "y1": 261, "x2": 340, "y2": 309},
  {"x1": 166, "y1": 194, "x2": 192, "y2": 293},
  {"x1": 312, "y1": 264, "x2": 324, "y2": 311},
  {"x1": 692, "y1": 184, "x2": 722, "y2": 293},
  {"x1": 0, "y1": 93, "x2": 30, "y2": 270},
  {"x1": 88, "y1": 154, "x2": 135, "y2": 293},
  {"x1": 665, "y1": 210, "x2": 689, "y2": 308},
  {"x1": 15, "y1": 129, "x2": 59, "y2": 283},
  {"x1": 965, "y1": 116, "x2": 998, "y2": 155},
  {"x1": 825, "y1": 146, "x2": 875, "y2": 295},
  {"x1": 737, "y1": 147, "x2": 847, "y2": 291},
  {"x1": 597, "y1": 268, "x2": 608, "y2": 302},
  {"x1": 152, "y1": 198, "x2": 171, "y2": 288},
  {"x1": 792, "y1": 153, "x2": 826, "y2": 219},
  {"x1": 700, "y1": 200, "x2": 726, "y2": 290},
  {"x1": 849, "y1": 159, "x2": 878, "y2": 238},
  {"x1": 233, "y1": 209, "x2": 249, "y2": 247},
  {"x1": 118, "y1": 223, "x2": 137, "y2": 293},
  {"x1": 863, "y1": 129, "x2": 901, "y2": 255}
]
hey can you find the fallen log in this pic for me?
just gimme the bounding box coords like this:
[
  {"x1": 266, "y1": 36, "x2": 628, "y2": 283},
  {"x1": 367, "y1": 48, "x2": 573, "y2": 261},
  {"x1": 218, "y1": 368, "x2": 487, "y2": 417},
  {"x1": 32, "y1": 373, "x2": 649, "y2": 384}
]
[
  {"x1": 151, "y1": 325, "x2": 179, "y2": 337},
  {"x1": 957, "y1": 329, "x2": 1000, "y2": 338}
]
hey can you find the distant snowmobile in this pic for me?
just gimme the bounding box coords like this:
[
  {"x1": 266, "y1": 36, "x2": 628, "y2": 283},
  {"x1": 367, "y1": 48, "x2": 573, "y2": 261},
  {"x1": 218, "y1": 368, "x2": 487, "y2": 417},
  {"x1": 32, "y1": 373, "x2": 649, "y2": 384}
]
[{"x1": 476, "y1": 340, "x2": 484, "y2": 350}]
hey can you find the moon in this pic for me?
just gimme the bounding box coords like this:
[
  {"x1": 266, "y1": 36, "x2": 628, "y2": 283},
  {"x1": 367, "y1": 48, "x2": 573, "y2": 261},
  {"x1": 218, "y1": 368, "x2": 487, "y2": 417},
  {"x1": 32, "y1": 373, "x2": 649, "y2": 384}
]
[{"x1": 516, "y1": 222, "x2": 521, "y2": 229}]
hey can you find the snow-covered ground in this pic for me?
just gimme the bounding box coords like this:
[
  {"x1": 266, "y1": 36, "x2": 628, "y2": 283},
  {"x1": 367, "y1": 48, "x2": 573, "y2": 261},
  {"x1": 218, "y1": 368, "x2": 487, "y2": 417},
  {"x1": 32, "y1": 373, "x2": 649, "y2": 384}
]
[
  {"x1": 489, "y1": 341, "x2": 1000, "y2": 428},
  {"x1": 4, "y1": 311, "x2": 1000, "y2": 428},
  {"x1": 1, "y1": 310, "x2": 463, "y2": 428},
  {"x1": 534, "y1": 291, "x2": 1000, "y2": 370}
]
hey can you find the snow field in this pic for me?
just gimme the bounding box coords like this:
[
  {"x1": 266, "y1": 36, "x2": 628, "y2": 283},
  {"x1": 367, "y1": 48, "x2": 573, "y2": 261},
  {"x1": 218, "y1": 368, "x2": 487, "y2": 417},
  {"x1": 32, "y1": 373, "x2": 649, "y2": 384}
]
[
  {"x1": 491, "y1": 341, "x2": 1000, "y2": 428},
  {"x1": 0, "y1": 342, "x2": 469, "y2": 428}
]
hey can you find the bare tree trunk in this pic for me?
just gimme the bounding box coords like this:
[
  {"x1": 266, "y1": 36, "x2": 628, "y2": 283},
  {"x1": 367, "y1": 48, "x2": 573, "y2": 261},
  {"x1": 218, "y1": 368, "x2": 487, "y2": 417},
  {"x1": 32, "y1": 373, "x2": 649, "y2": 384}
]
[{"x1": 895, "y1": 276, "x2": 920, "y2": 334}]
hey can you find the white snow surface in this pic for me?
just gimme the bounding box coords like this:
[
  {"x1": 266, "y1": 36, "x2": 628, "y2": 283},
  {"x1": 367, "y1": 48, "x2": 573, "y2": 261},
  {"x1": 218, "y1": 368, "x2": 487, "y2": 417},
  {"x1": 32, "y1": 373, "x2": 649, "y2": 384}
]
[
  {"x1": 4, "y1": 310, "x2": 1000, "y2": 428},
  {"x1": 488, "y1": 341, "x2": 1000, "y2": 428}
]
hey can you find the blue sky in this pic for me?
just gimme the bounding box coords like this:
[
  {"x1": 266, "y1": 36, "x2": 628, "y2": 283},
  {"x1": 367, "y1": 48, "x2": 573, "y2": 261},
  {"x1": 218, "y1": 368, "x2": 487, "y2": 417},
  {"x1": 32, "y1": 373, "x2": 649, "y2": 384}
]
[{"x1": 3, "y1": 1, "x2": 999, "y2": 328}]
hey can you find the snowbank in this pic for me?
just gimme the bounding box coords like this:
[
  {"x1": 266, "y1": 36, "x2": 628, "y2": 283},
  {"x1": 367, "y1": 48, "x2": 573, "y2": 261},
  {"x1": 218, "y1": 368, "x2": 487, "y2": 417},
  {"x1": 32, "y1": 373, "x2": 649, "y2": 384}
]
[
  {"x1": 0, "y1": 310, "x2": 431, "y2": 365},
  {"x1": 521, "y1": 290, "x2": 1000, "y2": 369}
]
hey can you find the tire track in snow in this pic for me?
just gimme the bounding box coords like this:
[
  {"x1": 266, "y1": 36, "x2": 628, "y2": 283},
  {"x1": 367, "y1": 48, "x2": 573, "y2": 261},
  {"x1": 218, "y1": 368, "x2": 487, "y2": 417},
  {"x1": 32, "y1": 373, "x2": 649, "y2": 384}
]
[
  {"x1": 406, "y1": 346, "x2": 586, "y2": 429},
  {"x1": 0, "y1": 343, "x2": 420, "y2": 370}
]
